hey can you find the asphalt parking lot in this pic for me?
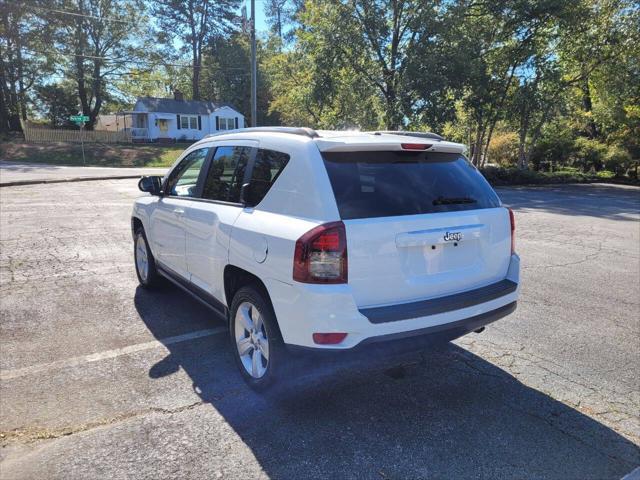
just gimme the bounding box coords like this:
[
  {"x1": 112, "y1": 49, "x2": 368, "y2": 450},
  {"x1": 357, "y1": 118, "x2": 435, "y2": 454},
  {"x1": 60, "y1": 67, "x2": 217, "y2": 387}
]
[{"x1": 0, "y1": 178, "x2": 638, "y2": 479}]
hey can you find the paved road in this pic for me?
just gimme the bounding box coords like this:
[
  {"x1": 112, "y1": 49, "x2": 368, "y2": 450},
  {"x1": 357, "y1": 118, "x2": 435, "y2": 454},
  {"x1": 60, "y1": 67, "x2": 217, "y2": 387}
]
[
  {"x1": 0, "y1": 180, "x2": 638, "y2": 479},
  {"x1": 0, "y1": 161, "x2": 166, "y2": 185}
]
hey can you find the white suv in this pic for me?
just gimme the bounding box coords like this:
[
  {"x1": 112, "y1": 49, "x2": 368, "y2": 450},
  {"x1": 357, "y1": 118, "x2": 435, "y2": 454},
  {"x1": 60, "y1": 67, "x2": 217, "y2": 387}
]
[{"x1": 132, "y1": 128, "x2": 519, "y2": 389}]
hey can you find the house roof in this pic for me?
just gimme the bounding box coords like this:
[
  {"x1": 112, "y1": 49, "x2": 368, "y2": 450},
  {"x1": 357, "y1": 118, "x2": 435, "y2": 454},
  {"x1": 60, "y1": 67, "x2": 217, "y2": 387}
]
[{"x1": 135, "y1": 97, "x2": 240, "y2": 115}]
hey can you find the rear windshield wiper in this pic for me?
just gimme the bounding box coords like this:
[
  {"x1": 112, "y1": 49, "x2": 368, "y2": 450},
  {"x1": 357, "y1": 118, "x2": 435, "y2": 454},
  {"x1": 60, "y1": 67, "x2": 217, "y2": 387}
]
[{"x1": 432, "y1": 196, "x2": 477, "y2": 206}]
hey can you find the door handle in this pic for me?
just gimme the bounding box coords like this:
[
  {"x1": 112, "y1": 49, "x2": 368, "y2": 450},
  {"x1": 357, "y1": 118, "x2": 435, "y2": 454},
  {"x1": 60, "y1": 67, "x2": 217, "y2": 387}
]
[{"x1": 173, "y1": 208, "x2": 185, "y2": 217}]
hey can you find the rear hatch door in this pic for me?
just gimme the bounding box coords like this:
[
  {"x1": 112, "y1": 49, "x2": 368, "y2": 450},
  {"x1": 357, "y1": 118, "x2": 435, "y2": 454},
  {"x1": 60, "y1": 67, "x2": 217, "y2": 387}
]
[{"x1": 322, "y1": 150, "x2": 511, "y2": 308}]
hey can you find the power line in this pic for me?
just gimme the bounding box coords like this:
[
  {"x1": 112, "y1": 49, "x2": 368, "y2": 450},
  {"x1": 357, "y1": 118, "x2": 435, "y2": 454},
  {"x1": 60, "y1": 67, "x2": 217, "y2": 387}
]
[
  {"x1": 22, "y1": 3, "x2": 138, "y2": 26},
  {"x1": 23, "y1": 48, "x2": 249, "y2": 71}
]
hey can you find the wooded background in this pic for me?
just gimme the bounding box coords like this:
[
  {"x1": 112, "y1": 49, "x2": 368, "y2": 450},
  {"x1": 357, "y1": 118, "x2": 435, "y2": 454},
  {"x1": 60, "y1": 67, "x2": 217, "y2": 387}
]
[{"x1": 1, "y1": 0, "x2": 638, "y2": 175}]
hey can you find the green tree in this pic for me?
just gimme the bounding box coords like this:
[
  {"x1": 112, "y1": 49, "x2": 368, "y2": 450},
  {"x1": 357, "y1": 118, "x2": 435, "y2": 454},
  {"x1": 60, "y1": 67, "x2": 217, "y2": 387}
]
[
  {"x1": 114, "y1": 66, "x2": 192, "y2": 104},
  {"x1": 299, "y1": 0, "x2": 443, "y2": 129},
  {"x1": 451, "y1": 0, "x2": 578, "y2": 166},
  {"x1": 152, "y1": 0, "x2": 240, "y2": 100},
  {"x1": 34, "y1": 82, "x2": 79, "y2": 127},
  {"x1": 264, "y1": 23, "x2": 382, "y2": 128},
  {"x1": 39, "y1": 0, "x2": 150, "y2": 129},
  {"x1": 0, "y1": 0, "x2": 55, "y2": 132}
]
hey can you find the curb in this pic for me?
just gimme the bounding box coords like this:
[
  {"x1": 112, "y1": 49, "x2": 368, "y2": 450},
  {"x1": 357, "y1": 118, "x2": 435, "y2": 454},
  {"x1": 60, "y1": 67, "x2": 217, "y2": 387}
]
[{"x1": 0, "y1": 175, "x2": 143, "y2": 187}]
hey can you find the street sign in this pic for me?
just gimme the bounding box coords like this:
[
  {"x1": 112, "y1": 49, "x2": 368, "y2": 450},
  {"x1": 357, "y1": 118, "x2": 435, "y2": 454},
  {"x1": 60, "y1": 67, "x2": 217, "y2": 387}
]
[{"x1": 70, "y1": 115, "x2": 89, "y2": 166}]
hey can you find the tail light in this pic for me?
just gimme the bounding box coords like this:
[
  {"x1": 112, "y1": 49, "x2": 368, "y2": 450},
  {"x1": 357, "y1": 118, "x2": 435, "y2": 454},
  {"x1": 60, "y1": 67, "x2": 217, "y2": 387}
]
[
  {"x1": 401, "y1": 143, "x2": 431, "y2": 150},
  {"x1": 293, "y1": 221, "x2": 348, "y2": 283},
  {"x1": 508, "y1": 208, "x2": 515, "y2": 254}
]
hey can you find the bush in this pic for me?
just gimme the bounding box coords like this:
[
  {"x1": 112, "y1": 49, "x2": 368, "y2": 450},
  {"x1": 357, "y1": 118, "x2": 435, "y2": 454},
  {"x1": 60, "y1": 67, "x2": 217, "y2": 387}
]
[
  {"x1": 596, "y1": 170, "x2": 615, "y2": 179},
  {"x1": 481, "y1": 166, "x2": 542, "y2": 185},
  {"x1": 479, "y1": 165, "x2": 639, "y2": 186},
  {"x1": 487, "y1": 132, "x2": 519, "y2": 166},
  {"x1": 571, "y1": 137, "x2": 608, "y2": 172},
  {"x1": 603, "y1": 145, "x2": 632, "y2": 176},
  {"x1": 529, "y1": 123, "x2": 576, "y2": 171}
]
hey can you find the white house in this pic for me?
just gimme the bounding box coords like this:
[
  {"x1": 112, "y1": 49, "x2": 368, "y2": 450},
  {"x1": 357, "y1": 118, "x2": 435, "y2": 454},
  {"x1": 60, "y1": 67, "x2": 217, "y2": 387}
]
[{"x1": 121, "y1": 91, "x2": 245, "y2": 142}]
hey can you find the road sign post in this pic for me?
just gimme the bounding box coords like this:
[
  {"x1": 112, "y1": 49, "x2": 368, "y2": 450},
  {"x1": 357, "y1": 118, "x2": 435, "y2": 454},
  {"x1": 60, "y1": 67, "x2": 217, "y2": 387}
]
[
  {"x1": 70, "y1": 115, "x2": 90, "y2": 166},
  {"x1": 80, "y1": 123, "x2": 86, "y2": 166}
]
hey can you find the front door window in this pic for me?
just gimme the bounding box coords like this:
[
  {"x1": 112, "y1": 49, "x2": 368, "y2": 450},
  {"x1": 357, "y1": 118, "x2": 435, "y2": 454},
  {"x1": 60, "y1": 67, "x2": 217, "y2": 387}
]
[{"x1": 165, "y1": 148, "x2": 210, "y2": 197}]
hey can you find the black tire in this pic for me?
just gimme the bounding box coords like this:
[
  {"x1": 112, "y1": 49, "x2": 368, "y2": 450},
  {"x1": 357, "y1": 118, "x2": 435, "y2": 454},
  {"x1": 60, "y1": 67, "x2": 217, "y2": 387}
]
[
  {"x1": 229, "y1": 285, "x2": 285, "y2": 391},
  {"x1": 134, "y1": 228, "x2": 161, "y2": 288}
]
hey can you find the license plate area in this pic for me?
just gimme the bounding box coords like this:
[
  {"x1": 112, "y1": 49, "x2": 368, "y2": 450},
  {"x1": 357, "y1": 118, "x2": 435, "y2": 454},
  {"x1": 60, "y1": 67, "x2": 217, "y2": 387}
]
[{"x1": 400, "y1": 238, "x2": 481, "y2": 276}]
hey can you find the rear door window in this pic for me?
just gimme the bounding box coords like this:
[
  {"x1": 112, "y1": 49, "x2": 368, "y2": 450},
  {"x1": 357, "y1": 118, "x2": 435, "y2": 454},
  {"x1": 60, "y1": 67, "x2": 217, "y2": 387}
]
[
  {"x1": 322, "y1": 151, "x2": 500, "y2": 219},
  {"x1": 201, "y1": 146, "x2": 251, "y2": 203},
  {"x1": 246, "y1": 148, "x2": 290, "y2": 206}
]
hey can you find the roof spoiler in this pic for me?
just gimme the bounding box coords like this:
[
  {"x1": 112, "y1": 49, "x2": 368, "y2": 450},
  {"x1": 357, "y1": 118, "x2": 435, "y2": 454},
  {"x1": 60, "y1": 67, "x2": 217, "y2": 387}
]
[{"x1": 371, "y1": 131, "x2": 444, "y2": 141}]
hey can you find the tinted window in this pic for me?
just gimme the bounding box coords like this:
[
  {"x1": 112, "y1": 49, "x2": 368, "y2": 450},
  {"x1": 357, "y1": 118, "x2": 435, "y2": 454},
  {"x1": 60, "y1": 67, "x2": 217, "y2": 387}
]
[
  {"x1": 165, "y1": 148, "x2": 209, "y2": 197},
  {"x1": 246, "y1": 148, "x2": 290, "y2": 206},
  {"x1": 322, "y1": 151, "x2": 500, "y2": 219},
  {"x1": 201, "y1": 146, "x2": 251, "y2": 202}
]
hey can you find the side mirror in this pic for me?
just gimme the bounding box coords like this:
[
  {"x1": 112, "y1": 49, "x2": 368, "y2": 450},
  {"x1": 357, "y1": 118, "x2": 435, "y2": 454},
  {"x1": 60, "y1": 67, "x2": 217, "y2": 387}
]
[
  {"x1": 240, "y1": 182, "x2": 252, "y2": 206},
  {"x1": 138, "y1": 176, "x2": 163, "y2": 195}
]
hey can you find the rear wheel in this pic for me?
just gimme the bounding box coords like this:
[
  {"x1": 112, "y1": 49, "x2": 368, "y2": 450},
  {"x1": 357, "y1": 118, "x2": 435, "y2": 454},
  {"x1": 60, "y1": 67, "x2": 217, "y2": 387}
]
[
  {"x1": 230, "y1": 285, "x2": 284, "y2": 390},
  {"x1": 134, "y1": 228, "x2": 161, "y2": 288}
]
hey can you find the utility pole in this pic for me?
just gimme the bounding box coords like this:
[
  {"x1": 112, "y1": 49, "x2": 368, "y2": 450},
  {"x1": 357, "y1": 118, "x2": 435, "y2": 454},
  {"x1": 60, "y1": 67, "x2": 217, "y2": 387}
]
[{"x1": 250, "y1": 0, "x2": 257, "y2": 127}]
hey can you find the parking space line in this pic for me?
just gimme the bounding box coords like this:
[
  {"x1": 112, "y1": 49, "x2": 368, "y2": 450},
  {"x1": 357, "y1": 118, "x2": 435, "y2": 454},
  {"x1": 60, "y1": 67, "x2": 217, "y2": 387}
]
[{"x1": 0, "y1": 327, "x2": 227, "y2": 381}]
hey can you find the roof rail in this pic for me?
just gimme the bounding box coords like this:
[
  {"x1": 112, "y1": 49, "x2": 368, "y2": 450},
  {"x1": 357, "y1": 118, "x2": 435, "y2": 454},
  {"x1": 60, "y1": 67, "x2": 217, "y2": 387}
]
[
  {"x1": 372, "y1": 130, "x2": 444, "y2": 141},
  {"x1": 204, "y1": 126, "x2": 319, "y2": 139}
]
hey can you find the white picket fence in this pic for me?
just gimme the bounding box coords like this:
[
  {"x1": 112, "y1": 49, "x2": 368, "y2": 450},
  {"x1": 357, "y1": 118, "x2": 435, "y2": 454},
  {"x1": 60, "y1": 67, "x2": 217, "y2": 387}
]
[{"x1": 23, "y1": 123, "x2": 132, "y2": 144}]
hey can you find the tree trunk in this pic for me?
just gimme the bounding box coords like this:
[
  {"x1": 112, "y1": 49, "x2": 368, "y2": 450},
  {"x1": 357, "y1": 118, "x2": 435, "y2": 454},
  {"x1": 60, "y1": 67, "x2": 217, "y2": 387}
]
[
  {"x1": 0, "y1": 45, "x2": 12, "y2": 134},
  {"x1": 581, "y1": 76, "x2": 598, "y2": 139},
  {"x1": 383, "y1": 82, "x2": 401, "y2": 130},
  {"x1": 482, "y1": 120, "x2": 498, "y2": 168},
  {"x1": 85, "y1": 53, "x2": 103, "y2": 130},
  {"x1": 1, "y1": 13, "x2": 21, "y2": 131},
  {"x1": 15, "y1": 31, "x2": 27, "y2": 121},
  {"x1": 471, "y1": 123, "x2": 484, "y2": 166},
  {"x1": 517, "y1": 132, "x2": 528, "y2": 170},
  {"x1": 192, "y1": 49, "x2": 201, "y2": 100},
  {"x1": 191, "y1": 62, "x2": 200, "y2": 100},
  {"x1": 517, "y1": 110, "x2": 530, "y2": 170},
  {"x1": 277, "y1": 7, "x2": 282, "y2": 42}
]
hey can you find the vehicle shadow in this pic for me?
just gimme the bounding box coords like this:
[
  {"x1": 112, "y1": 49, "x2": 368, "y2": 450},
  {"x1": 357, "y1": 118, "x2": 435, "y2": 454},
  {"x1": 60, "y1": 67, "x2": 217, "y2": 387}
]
[
  {"x1": 134, "y1": 286, "x2": 640, "y2": 479},
  {"x1": 496, "y1": 184, "x2": 640, "y2": 222}
]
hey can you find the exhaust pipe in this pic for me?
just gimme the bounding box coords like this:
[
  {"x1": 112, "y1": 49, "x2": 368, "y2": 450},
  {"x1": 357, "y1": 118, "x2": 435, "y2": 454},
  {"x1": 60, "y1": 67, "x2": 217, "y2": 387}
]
[{"x1": 473, "y1": 327, "x2": 485, "y2": 334}]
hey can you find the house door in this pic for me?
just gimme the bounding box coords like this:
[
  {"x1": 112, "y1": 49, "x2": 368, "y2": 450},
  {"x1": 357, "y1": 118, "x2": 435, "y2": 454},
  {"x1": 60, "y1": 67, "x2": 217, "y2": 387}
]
[{"x1": 158, "y1": 119, "x2": 169, "y2": 137}]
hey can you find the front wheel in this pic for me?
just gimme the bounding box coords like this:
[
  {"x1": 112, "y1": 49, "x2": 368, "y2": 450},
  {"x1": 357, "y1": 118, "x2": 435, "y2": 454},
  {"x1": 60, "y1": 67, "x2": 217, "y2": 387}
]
[
  {"x1": 230, "y1": 285, "x2": 284, "y2": 391},
  {"x1": 134, "y1": 228, "x2": 161, "y2": 288}
]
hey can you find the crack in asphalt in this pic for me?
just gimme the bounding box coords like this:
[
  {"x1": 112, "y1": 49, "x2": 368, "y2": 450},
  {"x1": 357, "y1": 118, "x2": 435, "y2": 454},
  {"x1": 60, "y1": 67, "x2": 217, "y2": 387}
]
[
  {"x1": 522, "y1": 241, "x2": 607, "y2": 269},
  {"x1": 0, "y1": 401, "x2": 206, "y2": 446},
  {"x1": 458, "y1": 336, "x2": 640, "y2": 444}
]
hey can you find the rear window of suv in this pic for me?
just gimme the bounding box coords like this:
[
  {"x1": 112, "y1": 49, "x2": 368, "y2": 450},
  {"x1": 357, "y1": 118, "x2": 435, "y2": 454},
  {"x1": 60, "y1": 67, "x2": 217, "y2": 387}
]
[{"x1": 322, "y1": 151, "x2": 500, "y2": 219}]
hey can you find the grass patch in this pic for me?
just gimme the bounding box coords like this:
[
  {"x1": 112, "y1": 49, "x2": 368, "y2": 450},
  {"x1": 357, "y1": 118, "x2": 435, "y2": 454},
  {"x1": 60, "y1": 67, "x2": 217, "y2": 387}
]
[
  {"x1": 0, "y1": 141, "x2": 191, "y2": 168},
  {"x1": 480, "y1": 166, "x2": 639, "y2": 186}
]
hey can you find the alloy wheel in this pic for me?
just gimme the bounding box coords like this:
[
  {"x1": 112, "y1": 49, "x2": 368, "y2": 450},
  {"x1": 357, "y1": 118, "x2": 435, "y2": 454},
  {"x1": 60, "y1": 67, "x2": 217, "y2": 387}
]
[
  {"x1": 135, "y1": 235, "x2": 149, "y2": 282},
  {"x1": 234, "y1": 301, "x2": 269, "y2": 378}
]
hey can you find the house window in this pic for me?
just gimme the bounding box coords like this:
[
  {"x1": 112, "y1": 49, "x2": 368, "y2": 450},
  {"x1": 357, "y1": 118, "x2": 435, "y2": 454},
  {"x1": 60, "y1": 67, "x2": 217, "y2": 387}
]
[
  {"x1": 181, "y1": 115, "x2": 198, "y2": 129},
  {"x1": 218, "y1": 118, "x2": 235, "y2": 130}
]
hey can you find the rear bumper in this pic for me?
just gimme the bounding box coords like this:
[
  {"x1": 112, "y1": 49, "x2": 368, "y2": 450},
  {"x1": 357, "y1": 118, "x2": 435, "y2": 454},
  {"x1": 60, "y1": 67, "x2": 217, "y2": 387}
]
[
  {"x1": 360, "y1": 279, "x2": 517, "y2": 324},
  {"x1": 266, "y1": 254, "x2": 520, "y2": 350},
  {"x1": 287, "y1": 301, "x2": 517, "y2": 355}
]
